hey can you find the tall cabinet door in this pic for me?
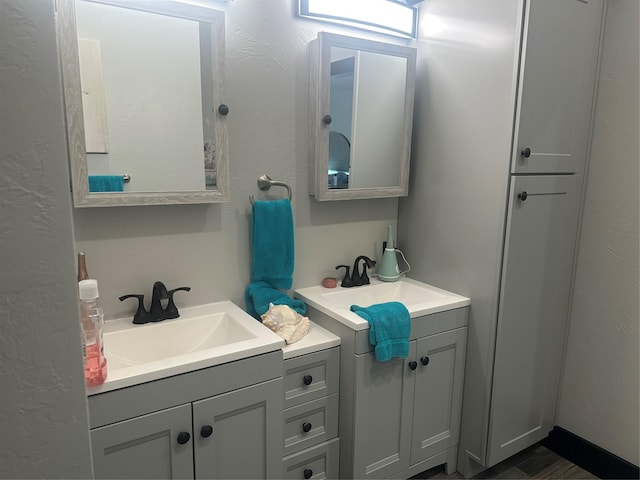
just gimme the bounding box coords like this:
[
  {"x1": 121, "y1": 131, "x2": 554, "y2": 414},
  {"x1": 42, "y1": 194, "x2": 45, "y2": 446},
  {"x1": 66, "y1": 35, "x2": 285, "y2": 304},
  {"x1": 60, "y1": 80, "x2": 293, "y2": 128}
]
[
  {"x1": 488, "y1": 175, "x2": 580, "y2": 466},
  {"x1": 91, "y1": 404, "x2": 194, "y2": 480},
  {"x1": 352, "y1": 341, "x2": 416, "y2": 479},
  {"x1": 193, "y1": 378, "x2": 283, "y2": 479},
  {"x1": 512, "y1": 0, "x2": 603, "y2": 174},
  {"x1": 411, "y1": 327, "x2": 467, "y2": 464}
]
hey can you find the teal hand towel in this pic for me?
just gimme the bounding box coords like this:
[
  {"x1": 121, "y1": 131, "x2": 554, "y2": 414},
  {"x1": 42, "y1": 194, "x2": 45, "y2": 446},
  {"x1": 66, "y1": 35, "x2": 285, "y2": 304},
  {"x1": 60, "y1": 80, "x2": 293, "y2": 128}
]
[
  {"x1": 351, "y1": 302, "x2": 411, "y2": 362},
  {"x1": 251, "y1": 199, "x2": 294, "y2": 290},
  {"x1": 89, "y1": 175, "x2": 124, "y2": 192},
  {"x1": 245, "y1": 281, "x2": 307, "y2": 320}
]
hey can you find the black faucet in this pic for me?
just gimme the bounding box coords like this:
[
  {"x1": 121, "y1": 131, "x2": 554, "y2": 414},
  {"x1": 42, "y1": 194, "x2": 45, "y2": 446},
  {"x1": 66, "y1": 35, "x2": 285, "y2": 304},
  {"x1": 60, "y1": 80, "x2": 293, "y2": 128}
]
[
  {"x1": 351, "y1": 256, "x2": 377, "y2": 286},
  {"x1": 119, "y1": 281, "x2": 191, "y2": 324}
]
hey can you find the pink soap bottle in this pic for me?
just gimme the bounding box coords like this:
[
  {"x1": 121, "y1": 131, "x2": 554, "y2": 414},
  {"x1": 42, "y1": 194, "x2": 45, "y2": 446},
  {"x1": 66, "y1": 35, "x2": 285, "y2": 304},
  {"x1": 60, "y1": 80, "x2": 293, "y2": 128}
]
[{"x1": 78, "y1": 279, "x2": 107, "y2": 387}]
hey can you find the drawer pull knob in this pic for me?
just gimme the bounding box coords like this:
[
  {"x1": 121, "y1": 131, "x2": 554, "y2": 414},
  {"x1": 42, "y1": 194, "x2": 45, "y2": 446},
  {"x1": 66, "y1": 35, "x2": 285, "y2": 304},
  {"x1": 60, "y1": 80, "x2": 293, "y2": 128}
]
[
  {"x1": 176, "y1": 431, "x2": 191, "y2": 445},
  {"x1": 421, "y1": 356, "x2": 430, "y2": 366},
  {"x1": 200, "y1": 425, "x2": 213, "y2": 438},
  {"x1": 303, "y1": 375, "x2": 313, "y2": 386},
  {"x1": 408, "y1": 361, "x2": 418, "y2": 370},
  {"x1": 302, "y1": 422, "x2": 312, "y2": 433},
  {"x1": 521, "y1": 147, "x2": 531, "y2": 158},
  {"x1": 304, "y1": 468, "x2": 313, "y2": 479}
]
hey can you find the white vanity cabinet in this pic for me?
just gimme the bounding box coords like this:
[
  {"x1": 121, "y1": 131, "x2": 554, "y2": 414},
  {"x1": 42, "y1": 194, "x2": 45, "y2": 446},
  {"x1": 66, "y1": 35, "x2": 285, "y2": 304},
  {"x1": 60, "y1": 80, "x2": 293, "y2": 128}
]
[
  {"x1": 307, "y1": 305, "x2": 468, "y2": 479},
  {"x1": 281, "y1": 324, "x2": 342, "y2": 479},
  {"x1": 88, "y1": 351, "x2": 284, "y2": 479}
]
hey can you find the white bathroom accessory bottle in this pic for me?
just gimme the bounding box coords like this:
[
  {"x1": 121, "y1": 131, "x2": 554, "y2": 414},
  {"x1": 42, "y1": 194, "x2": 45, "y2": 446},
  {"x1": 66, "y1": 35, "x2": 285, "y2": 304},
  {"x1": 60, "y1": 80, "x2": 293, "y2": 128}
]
[
  {"x1": 378, "y1": 225, "x2": 400, "y2": 282},
  {"x1": 79, "y1": 279, "x2": 107, "y2": 387}
]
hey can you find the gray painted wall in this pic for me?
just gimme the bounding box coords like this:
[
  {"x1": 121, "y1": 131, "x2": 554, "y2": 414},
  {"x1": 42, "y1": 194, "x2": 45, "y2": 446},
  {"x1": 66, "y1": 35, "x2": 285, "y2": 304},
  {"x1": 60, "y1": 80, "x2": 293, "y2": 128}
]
[
  {"x1": 0, "y1": 0, "x2": 93, "y2": 477},
  {"x1": 558, "y1": 0, "x2": 640, "y2": 465}
]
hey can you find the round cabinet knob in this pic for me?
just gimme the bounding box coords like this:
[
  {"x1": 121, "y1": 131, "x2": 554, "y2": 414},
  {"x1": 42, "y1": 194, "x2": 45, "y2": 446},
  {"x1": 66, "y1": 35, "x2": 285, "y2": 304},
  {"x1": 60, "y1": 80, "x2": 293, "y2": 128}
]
[
  {"x1": 302, "y1": 422, "x2": 312, "y2": 433},
  {"x1": 518, "y1": 191, "x2": 528, "y2": 202},
  {"x1": 177, "y1": 431, "x2": 191, "y2": 445},
  {"x1": 420, "y1": 356, "x2": 430, "y2": 366},
  {"x1": 408, "y1": 361, "x2": 418, "y2": 371},
  {"x1": 322, "y1": 114, "x2": 332, "y2": 125},
  {"x1": 200, "y1": 425, "x2": 213, "y2": 438},
  {"x1": 303, "y1": 375, "x2": 313, "y2": 386},
  {"x1": 521, "y1": 147, "x2": 531, "y2": 158},
  {"x1": 218, "y1": 104, "x2": 230, "y2": 116},
  {"x1": 303, "y1": 468, "x2": 313, "y2": 479}
]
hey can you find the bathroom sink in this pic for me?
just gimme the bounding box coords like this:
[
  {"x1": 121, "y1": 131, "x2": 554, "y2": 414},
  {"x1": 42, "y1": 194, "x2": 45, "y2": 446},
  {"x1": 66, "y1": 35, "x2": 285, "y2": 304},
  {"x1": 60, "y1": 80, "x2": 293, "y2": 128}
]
[
  {"x1": 295, "y1": 278, "x2": 470, "y2": 331},
  {"x1": 88, "y1": 301, "x2": 284, "y2": 394}
]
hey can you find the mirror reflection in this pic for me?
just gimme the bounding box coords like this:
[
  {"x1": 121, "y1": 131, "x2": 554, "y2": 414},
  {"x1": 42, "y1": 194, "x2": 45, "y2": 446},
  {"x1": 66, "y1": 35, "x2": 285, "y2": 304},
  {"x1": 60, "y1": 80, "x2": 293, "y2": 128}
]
[
  {"x1": 58, "y1": 0, "x2": 229, "y2": 207},
  {"x1": 309, "y1": 32, "x2": 416, "y2": 201},
  {"x1": 76, "y1": 0, "x2": 212, "y2": 193},
  {"x1": 328, "y1": 46, "x2": 408, "y2": 190}
]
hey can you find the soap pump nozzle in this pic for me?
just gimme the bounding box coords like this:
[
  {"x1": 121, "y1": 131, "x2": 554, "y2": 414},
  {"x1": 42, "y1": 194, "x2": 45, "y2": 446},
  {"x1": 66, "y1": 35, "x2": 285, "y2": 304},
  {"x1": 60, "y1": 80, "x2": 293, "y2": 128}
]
[{"x1": 378, "y1": 225, "x2": 400, "y2": 282}]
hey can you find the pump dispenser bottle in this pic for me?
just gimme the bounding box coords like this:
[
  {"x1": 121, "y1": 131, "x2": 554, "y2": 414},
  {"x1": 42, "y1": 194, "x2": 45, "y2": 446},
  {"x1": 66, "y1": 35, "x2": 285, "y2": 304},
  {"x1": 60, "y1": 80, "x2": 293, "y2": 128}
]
[
  {"x1": 79, "y1": 279, "x2": 107, "y2": 386},
  {"x1": 378, "y1": 225, "x2": 400, "y2": 282}
]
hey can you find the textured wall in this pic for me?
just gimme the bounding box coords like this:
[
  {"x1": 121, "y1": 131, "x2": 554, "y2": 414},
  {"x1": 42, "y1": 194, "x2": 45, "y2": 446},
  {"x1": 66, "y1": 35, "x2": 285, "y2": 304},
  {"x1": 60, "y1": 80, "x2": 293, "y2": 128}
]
[
  {"x1": 0, "y1": 0, "x2": 93, "y2": 477},
  {"x1": 73, "y1": 0, "x2": 403, "y2": 320},
  {"x1": 558, "y1": 0, "x2": 639, "y2": 466}
]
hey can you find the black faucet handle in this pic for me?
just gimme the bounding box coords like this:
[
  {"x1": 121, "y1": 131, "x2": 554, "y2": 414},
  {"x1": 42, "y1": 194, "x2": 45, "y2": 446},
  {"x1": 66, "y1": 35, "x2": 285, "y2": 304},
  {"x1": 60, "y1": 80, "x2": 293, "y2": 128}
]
[
  {"x1": 119, "y1": 294, "x2": 150, "y2": 324},
  {"x1": 164, "y1": 287, "x2": 191, "y2": 319},
  {"x1": 335, "y1": 265, "x2": 354, "y2": 288}
]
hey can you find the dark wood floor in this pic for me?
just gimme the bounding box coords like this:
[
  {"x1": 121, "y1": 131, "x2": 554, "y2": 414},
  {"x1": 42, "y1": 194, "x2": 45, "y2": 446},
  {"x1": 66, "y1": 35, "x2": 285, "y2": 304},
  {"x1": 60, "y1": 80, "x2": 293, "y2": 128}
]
[{"x1": 415, "y1": 444, "x2": 598, "y2": 479}]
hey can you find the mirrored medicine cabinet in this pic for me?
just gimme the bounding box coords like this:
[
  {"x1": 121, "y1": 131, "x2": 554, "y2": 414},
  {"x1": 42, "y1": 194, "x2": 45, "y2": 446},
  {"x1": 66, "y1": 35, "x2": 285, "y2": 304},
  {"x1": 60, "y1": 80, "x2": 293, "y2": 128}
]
[
  {"x1": 57, "y1": 0, "x2": 229, "y2": 207},
  {"x1": 308, "y1": 32, "x2": 416, "y2": 201}
]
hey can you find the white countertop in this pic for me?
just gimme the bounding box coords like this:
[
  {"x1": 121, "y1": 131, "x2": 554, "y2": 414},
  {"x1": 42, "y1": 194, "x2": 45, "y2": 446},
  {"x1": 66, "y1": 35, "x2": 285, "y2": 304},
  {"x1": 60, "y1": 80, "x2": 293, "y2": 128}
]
[
  {"x1": 282, "y1": 321, "x2": 341, "y2": 360},
  {"x1": 295, "y1": 277, "x2": 470, "y2": 331},
  {"x1": 87, "y1": 301, "x2": 285, "y2": 395}
]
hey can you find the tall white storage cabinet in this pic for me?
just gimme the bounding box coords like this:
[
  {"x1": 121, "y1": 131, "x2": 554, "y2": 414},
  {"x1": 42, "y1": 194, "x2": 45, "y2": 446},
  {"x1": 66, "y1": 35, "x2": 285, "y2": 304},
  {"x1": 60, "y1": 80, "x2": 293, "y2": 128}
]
[{"x1": 398, "y1": 0, "x2": 604, "y2": 476}]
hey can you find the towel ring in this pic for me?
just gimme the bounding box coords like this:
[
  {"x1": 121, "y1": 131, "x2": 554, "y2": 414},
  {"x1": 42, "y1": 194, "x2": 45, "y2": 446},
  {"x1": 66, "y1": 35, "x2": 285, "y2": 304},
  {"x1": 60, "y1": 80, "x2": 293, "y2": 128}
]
[{"x1": 249, "y1": 174, "x2": 292, "y2": 205}]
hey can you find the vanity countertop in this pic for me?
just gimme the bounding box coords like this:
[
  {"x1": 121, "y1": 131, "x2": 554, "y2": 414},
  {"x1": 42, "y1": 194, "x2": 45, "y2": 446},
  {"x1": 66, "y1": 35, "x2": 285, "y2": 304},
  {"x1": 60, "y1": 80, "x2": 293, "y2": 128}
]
[
  {"x1": 87, "y1": 301, "x2": 285, "y2": 396},
  {"x1": 282, "y1": 321, "x2": 341, "y2": 360},
  {"x1": 295, "y1": 277, "x2": 470, "y2": 331}
]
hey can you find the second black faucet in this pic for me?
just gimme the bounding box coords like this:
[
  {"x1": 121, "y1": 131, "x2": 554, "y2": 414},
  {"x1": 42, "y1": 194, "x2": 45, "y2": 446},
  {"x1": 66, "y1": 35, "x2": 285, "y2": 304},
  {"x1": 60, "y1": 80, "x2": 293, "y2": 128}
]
[
  {"x1": 119, "y1": 281, "x2": 191, "y2": 324},
  {"x1": 335, "y1": 256, "x2": 377, "y2": 288}
]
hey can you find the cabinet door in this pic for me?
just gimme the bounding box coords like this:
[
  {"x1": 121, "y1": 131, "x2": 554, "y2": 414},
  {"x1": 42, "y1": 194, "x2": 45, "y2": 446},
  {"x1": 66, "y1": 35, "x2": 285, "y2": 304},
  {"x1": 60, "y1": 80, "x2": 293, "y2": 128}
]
[
  {"x1": 91, "y1": 404, "x2": 194, "y2": 479},
  {"x1": 488, "y1": 175, "x2": 580, "y2": 466},
  {"x1": 512, "y1": 0, "x2": 603, "y2": 174},
  {"x1": 411, "y1": 327, "x2": 467, "y2": 464},
  {"x1": 193, "y1": 378, "x2": 283, "y2": 479},
  {"x1": 352, "y1": 341, "x2": 416, "y2": 479}
]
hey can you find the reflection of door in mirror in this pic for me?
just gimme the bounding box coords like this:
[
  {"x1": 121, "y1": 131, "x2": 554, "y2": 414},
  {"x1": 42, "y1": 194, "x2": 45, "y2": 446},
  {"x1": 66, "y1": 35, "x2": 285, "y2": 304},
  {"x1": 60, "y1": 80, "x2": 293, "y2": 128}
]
[
  {"x1": 76, "y1": 1, "x2": 212, "y2": 193},
  {"x1": 329, "y1": 49, "x2": 355, "y2": 189},
  {"x1": 328, "y1": 46, "x2": 408, "y2": 190}
]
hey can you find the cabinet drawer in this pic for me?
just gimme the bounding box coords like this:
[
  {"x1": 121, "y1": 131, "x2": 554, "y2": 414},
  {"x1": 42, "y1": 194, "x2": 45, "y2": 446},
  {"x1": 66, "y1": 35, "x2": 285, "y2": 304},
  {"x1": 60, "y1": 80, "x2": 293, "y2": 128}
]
[
  {"x1": 283, "y1": 438, "x2": 340, "y2": 479},
  {"x1": 284, "y1": 393, "x2": 339, "y2": 456},
  {"x1": 284, "y1": 347, "x2": 339, "y2": 409}
]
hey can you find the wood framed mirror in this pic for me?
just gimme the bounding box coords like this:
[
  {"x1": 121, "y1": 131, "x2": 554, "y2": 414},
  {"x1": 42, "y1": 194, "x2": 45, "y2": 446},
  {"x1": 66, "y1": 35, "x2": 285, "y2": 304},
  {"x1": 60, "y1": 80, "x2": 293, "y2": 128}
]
[
  {"x1": 308, "y1": 32, "x2": 416, "y2": 201},
  {"x1": 57, "y1": 0, "x2": 229, "y2": 207}
]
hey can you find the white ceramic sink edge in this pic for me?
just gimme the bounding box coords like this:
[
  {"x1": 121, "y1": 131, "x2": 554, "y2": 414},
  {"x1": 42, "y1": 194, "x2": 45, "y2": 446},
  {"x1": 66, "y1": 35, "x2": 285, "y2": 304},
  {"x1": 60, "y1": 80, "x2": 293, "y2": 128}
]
[
  {"x1": 294, "y1": 277, "x2": 470, "y2": 331},
  {"x1": 87, "y1": 301, "x2": 284, "y2": 395}
]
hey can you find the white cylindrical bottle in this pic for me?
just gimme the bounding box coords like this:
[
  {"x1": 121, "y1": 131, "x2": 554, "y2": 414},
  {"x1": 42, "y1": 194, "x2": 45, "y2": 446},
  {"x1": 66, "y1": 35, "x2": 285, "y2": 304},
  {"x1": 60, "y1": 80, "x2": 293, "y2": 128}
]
[{"x1": 79, "y1": 279, "x2": 107, "y2": 387}]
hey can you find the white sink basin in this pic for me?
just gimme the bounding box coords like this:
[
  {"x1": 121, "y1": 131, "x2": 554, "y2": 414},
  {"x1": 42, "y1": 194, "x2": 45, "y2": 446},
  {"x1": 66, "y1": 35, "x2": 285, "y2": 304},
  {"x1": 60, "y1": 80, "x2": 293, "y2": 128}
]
[
  {"x1": 88, "y1": 301, "x2": 284, "y2": 394},
  {"x1": 295, "y1": 278, "x2": 470, "y2": 331}
]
